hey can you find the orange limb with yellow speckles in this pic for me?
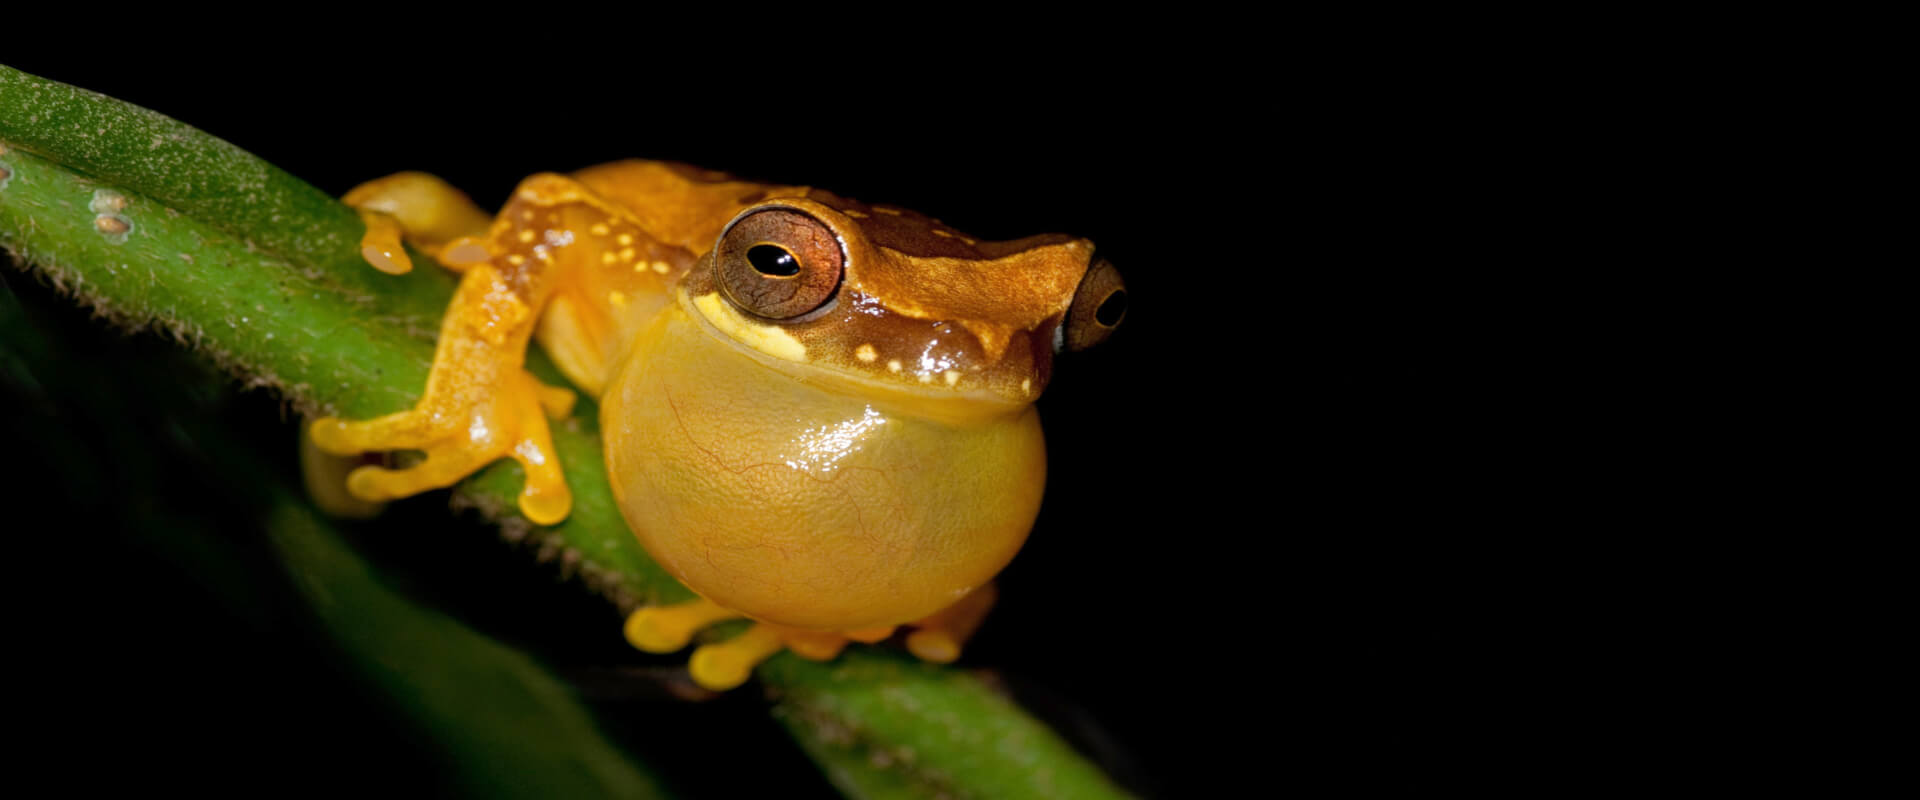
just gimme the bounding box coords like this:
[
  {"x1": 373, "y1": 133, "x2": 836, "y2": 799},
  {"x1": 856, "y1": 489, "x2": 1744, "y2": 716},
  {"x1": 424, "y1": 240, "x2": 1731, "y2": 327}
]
[
  {"x1": 311, "y1": 172, "x2": 654, "y2": 524},
  {"x1": 625, "y1": 584, "x2": 998, "y2": 690}
]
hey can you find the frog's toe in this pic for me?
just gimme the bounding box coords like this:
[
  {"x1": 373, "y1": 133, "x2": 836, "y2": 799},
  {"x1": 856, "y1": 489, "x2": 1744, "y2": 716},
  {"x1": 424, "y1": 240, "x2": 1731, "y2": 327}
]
[
  {"x1": 355, "y1": 209, "x2": 414, "y2": 275},
  {"x1": 781, "y1": 630, "x2": 850, "y2": 661},
  {"x1": 500, "y1": 395, "x2": 572, "y2": 524},
  {"x1": 299, "y1": 430, "x2": 386, "y2": 519},
  {"x1": 308, "y1": 412, "x2": 457, "y2": 456},
  {"x1": 906, "y1": 583, "x2": 997, "y2": 664},
  {"x1": 624, "y1": 597, "x2": 742, "y2": 653},
  {"x1": 516, "y1": 473, "x2": 571, "y2": 526},
  {"x1": 689, "y1": 623, "x2": 785, "y2": 691},
  {"x1": 532, "y1": 381, "x2": 578, "y2": 420},
  {"x1": 344, "y1": 450, "x2": 489, "y2": 503}
]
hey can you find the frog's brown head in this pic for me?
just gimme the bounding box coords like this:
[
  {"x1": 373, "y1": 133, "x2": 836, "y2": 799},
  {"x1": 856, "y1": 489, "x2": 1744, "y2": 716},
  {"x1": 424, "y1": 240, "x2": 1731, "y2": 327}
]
[{"x1": 681, "y1": 191, "x2": 1126, "y2": 417}]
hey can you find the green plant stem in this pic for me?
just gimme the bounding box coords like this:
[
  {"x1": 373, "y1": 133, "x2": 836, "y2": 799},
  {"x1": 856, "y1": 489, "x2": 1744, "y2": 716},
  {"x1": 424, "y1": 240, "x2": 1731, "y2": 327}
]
[
  {"x1": 0, "y1": 71, "x2": 683, "y2": 611},
  {"x1": 266, "y1": 494, "x2": 674, "y2": 799},
  {"x1": 769, "y1": 654, "x2": 1130, "y2": 799},
  {"x1": 0, "y1": 63, "x2": 1130, "y2": 800},
  {"x1": 1, "y1": 278, "x2": 671, "y2": 799}
]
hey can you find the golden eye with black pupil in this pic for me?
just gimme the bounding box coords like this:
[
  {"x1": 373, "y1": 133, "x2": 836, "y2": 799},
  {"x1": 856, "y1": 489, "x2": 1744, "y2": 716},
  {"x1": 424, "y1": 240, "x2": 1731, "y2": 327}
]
[
  {"x1": 1060, "y1": 257, "x2": 1127, "y2": 353},
  {"x1": 715, "y1": 208, "x2": 844, "y2": 319}
]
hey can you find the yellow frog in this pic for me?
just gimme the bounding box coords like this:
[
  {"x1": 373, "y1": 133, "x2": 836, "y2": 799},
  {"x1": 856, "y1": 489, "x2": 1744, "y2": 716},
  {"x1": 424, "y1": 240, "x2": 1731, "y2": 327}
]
[{"x1": 309, "y1": 162, "x2": 1126, "y2": 690}]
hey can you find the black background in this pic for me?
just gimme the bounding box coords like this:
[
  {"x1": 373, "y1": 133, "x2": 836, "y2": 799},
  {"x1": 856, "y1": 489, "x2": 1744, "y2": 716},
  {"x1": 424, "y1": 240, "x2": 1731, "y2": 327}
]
[{"x1": 3, "y1": 45, "x2": 1545, "y2": 796}]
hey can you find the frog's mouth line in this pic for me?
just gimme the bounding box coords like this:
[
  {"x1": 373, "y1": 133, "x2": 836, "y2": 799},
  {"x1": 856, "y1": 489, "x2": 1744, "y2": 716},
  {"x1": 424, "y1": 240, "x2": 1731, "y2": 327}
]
[{"x1": 676, "y1": 287, "x2": 1033, "y2": 426}]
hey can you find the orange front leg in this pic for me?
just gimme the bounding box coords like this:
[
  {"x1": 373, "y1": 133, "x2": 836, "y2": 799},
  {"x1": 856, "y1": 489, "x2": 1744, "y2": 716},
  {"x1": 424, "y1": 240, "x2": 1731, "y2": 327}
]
[
  {"x1": 344, "y1": 172, "x2": 495, "y2": 275},
  {"x1": 311, "y1": 173, "x2": 645, "y2": 524}
]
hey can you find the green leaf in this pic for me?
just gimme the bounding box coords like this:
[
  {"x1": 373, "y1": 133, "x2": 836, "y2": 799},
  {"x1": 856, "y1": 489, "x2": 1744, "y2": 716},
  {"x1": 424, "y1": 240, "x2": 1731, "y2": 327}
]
[{"x1": 1, "y1": 62, "x2": 1131, "y2": 800}]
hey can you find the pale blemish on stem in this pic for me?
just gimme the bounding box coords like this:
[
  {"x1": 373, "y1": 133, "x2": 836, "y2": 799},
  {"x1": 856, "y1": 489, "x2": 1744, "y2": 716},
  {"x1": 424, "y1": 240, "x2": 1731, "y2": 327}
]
[
  {"x1": 89, "y1": 188, "x2": 129, "y2": 214},
  {"x1": 90, "y1": 188, "x2": 133, "y2": 243}
]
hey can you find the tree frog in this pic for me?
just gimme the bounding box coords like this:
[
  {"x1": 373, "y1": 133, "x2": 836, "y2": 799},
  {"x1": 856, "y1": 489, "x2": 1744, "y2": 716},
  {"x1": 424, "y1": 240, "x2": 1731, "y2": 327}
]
[{"x1": 309, "y1": 162, "x2": 1127, "y2": 690}]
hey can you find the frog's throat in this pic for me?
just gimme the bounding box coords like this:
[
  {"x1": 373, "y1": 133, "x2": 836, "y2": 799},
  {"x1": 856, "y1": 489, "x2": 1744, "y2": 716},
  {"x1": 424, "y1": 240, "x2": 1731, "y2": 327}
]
[{"x1": 680, "y1": 288, "x2": 1030, "y2": 425}]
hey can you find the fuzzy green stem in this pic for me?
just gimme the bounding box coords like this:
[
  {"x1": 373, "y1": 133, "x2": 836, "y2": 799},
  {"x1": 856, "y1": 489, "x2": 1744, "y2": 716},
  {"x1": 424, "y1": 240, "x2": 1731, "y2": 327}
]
[{"x1": 0, "y1": 63, "x2": 1130, "y2": 800}]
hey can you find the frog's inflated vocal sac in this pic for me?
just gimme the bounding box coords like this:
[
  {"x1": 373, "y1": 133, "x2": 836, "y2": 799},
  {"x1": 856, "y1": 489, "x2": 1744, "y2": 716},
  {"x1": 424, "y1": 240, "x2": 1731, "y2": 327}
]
[{"x1": 309, "y1": 162, "x2": 1127, "y2": 690}]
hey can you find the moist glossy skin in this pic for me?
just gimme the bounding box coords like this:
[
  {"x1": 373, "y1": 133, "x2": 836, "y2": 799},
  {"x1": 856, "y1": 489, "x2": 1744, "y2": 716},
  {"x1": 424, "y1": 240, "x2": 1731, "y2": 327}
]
[
  {"x1": 314, "y1": 160, "x2": 1125, "y2": 685},
  {"x1": 602, "y1": 298, "x2": 1047, "y2": 629},
  {"x1": 577, "y1": 165, "x2": 1088, "y2": 630}
]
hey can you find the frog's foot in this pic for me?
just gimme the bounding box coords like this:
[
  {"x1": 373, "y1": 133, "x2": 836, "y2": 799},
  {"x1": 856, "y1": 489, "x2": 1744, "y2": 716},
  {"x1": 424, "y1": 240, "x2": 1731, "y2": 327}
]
[
  {"x1": 626, "y1": 598, "x2": 904, "y2": 690},
  {"x1": 625, "y1": 598, "x2": 767, "y2": 691},
  {"x1": 687, "y1": 624, "x2": 903, "y2": 690},
  {"x1": 310, "y1": 366, "x2": 573, "y2": 525},
  {"x1": 622, "y1": 588, "x2": 997, "y2": 688},
  {"x1": 345, "y1": 172, "x2": 494, "y2": 275},
  {"x1": 905, "y1": 583, "x2": 998, "y2": 664},
  {"x1": 298, "y1": 430, "x2": 387, "y2": 519},
  {"x1": 625, "y1": 596, "x2": 744, "y2": 653}
]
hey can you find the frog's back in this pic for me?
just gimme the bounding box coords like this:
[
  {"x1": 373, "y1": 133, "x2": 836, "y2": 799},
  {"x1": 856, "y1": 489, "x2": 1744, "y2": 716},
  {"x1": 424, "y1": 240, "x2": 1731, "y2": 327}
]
[{"x1": 569, "y1": 160, "x2": 805, "y2": 256}]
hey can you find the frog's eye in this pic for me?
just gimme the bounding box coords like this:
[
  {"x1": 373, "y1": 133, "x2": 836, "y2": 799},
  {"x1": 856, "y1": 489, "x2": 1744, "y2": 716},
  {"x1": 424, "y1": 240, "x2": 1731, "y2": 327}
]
[
  {"x1": 1059, "y1": 257, "x2": 1127, "y2": 352},
  {"x1": 715, "y1": 208, "x2": 845, "y2": 319}
]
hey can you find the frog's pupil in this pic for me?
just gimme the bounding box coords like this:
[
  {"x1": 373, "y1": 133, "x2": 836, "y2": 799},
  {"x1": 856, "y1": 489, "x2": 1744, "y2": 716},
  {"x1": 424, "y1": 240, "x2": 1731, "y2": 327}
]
[
  {"x1": 748, "y1": 244, "x2": 800, "y2": 277},
  {"x1": 1094, "y1": 290, "x2": 1128, "y2": 326}
]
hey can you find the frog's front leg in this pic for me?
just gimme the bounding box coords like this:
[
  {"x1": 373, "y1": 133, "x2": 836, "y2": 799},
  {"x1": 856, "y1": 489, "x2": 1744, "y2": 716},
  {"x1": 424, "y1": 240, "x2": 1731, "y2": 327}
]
[
  {"x1": 343, "y1": 171, "x2": 495, "y2": 275},
  {"x1": 312, "y1": 173, "x2": 638, "y2": 524}
]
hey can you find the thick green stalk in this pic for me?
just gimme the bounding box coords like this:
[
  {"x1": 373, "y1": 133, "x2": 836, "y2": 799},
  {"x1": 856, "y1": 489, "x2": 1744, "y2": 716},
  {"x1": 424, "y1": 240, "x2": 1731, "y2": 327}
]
[
  {"x1": 769, "y1": 653, "x2": 1130, "y2": 799},
  {"x1": 266, "y1": 495, "x2": 674, "y2": 799},
  {"x1": 0, "y1": 279, "x2": 670, "y2": 799},
  {"x1": 0, "y1": 67, "x2": 682, "y2": 611},
  {"x1": 0, "y1": 63, "x2": 1130, "y2": 800}
]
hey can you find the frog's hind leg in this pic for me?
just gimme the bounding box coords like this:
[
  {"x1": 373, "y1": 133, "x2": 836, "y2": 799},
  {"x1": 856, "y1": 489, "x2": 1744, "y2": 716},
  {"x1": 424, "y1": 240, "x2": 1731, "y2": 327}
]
[
  {"x1": 312, "y1": 173, "x2": 638, "y2": 524},
  {"x1": 343, "y1": 172, "x2": 495, "y2": 274},
  {"x1": 905, "y1": 583, "x2": 997, "y2": 664}
]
